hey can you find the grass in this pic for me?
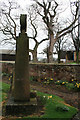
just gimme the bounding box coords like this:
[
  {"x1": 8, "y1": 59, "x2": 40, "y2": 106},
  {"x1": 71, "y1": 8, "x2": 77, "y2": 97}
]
[
  {"x1": 25, "y1": 91, "x2": 78, "y2": 119},
  {"x1": 0, "y1": 82, "x2": 10, "y2": 101},
  {"x1": 66, "y1": 62, "x2": 80, "y2": 64},
  {"x1": 1, "y1": 81, "x2": 78, "y2": 120}
]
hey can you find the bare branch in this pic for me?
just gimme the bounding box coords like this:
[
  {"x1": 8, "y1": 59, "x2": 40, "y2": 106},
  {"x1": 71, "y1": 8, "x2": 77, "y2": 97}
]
[
  {"x1": 57, "y1": 23, "x2": 78, "y2": 39},
  {"x1": 29, "y1": 16, "x2": 37, "y2": 39},
  {"x1": 0, "y1": 0, "x2": 20, "y2": 43},
  {"x1": 39, "y1": 38, "x2": 49, "y2": 44}
]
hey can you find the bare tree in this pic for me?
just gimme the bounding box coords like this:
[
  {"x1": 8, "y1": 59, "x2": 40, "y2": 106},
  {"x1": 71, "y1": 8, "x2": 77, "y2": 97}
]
[
  {"x1": 54, "y1": 37, "x2": 65, "y2": 63},
  {"x1": 0, "y1": 0, "x2": 20, "y2": 46},
  {"x1": 71, "y1": 28, "x2": 79, "y2": 63},
  {"x1": 40, "y1": 45, "x2": 49, "y2": 63},
  {"x1": 33, "y1": 0, "x2": 78, "y2": 63},
  {"x1": 70, "y1": 1, "x2": 80, "y2": 63},
  {"x1": 0, "y1": 1, "x2": 48, "y2": 62},
  {"x1": 28, "y1": 4, "x2": 49, "y2": 62}
]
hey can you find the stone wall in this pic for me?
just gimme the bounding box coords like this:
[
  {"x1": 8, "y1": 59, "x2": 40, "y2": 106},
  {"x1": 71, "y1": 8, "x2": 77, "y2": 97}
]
[
  {"x1": 2, "y1": 62, "x2": 15, "y2": 73},
  {"x1": 30, "y1": 63, "x2": 80, "y2": 82},
  {"x1": 2, "y1": 62, "x2": 80, "y2": 82}
]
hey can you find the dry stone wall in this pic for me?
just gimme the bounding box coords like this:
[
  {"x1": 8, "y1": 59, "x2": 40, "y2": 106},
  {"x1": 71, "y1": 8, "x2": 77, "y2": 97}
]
[
  {"x1": 30, "y1": 64, "x2": 80, "y2": 82},
  {"x1": 2, "y1": 62, "x2": 80, "y2": 82}
]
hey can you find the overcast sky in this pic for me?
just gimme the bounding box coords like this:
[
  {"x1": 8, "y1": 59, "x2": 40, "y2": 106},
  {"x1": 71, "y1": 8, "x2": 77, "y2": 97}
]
[{"x1": 0, "y1": 0, "x2": 77, "y2": 59}]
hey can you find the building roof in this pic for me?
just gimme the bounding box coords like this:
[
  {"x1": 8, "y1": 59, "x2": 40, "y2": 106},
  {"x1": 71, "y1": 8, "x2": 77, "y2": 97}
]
[{"x1": 0, "y1": 49, "x2": 15, "y2": 54}]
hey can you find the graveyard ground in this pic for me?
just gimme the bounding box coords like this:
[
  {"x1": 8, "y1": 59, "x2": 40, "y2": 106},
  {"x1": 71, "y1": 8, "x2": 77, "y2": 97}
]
[
  {"x1": 2, "y1": 76, "x2": 79, "y2": 108},
  {"x1": 1, "y1": 77, "x2": 80, "y2": 119}
]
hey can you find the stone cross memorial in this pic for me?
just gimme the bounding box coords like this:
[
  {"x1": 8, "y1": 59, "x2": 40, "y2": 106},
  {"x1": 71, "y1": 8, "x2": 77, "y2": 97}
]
[
  {"x1": 14, "y1": 14, "x2": 30, "y2": 101},
  {"x1": 6, "y1": 14, "x2": 37, "y2": 115}
]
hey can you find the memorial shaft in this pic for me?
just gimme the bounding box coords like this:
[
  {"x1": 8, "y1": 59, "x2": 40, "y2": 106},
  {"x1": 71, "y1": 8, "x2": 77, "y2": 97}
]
[{"x1": 14, "y1": 15, "x2": 30, "y2": 101}]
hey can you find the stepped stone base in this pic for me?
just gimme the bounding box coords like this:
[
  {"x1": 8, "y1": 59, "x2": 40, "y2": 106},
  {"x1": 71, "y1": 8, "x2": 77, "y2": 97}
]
[{"x1": 5, "y1": 96, "x2": 37, "y2": 116}]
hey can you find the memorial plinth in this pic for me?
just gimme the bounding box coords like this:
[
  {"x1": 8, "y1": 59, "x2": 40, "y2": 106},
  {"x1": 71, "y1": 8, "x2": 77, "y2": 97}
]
[{"x1": 6, "y1": 96, "x2": 37, "y2": 115}]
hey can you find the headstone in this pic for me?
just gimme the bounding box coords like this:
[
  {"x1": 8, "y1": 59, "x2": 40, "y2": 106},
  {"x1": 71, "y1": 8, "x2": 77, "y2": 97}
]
[
  {"x1": 5, "y1": 14, "x2": 37, "y2": 116},
  {"x1": 13, "y1": 14, "x2": 30, "y2": 101}
]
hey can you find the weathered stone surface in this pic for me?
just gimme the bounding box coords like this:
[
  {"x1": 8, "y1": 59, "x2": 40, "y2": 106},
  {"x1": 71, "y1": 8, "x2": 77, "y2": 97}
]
[
  {"x1": 5, "y1": 96, "x2": 37, "y2": 116},
  {"x1": 20, "y1": 14, "x2": 27, "y2": 33},
  {"x1": 13, "y1": 33, "x2": 30, "y2": 101},
  {"x1": 13, "y1": 14, "x2": 30, "y2": 101}
]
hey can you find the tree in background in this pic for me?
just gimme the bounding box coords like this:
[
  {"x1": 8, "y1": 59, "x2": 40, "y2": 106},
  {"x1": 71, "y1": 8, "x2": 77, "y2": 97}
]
[
  {"x1": 71, "y1": 29, "x2": 79, "y2": 63},
  {"x1": 33, "y1": 0, "x2": 78, "y2": 63},
  {"x1": 54, "y1": 37, "x2": 65, "y2": 63},
  {"x1": 70, "y1": 1, "x2": 80, "y2": 63},
  {"x1": 0, "y1": 0, "x2": 20, "y2": 46},
  {"x1": 40, "y1": 45, "x2": 49, "y2": 63},
  {"x1": 0, "y1": 1, "x2": 49, "y2": 62},
  {"x1": 0, "y1": 0, "x2": 78, "y2": 63},
  {"x1": 28, "y1": 4, "x2": 49, "y2": 62}
]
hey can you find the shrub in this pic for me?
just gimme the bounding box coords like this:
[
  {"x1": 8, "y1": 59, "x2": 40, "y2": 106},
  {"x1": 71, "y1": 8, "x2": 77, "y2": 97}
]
[
  {"x1": 65, "y1": 83, "x2": 75, "y2": 90},
  {"x1": 55, "y1": 81, "x2": 61, "y2": 85},
  {"x1": 55, "y1": 80, "x2": 66, "y2": 85},
  {"x1": 56, "y1": 105, "x2": 69, "y2": 112},
  {"x1": 38, "y1": 95, "x2": 47, "y2": 105},
  {"x1": 43, "y1": 77, "x2": 54, "y2": 85},
  {"x1": 1, "y1": 72, "x2": 9, "y2": 77},
  {"x1": 30, "y1": 76, "x2": 38, "y2": 82},
  {"x1": 74, "y1": 82, "x2": 80, "y2": 91}
]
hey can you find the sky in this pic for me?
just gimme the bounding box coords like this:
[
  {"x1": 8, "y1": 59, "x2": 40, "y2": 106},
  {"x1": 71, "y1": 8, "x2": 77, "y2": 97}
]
[{"x1": 0, "y1": 0, "x2": 77, "y2": 59}]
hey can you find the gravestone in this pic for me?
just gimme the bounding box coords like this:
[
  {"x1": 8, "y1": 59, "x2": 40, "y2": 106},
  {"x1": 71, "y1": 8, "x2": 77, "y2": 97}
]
[
  {"x1": 5, "y1": 14, "x2": 37, "y2": 116},
  {"x1": 13, "y1": 14, "x2": 30, "y2": 101}
]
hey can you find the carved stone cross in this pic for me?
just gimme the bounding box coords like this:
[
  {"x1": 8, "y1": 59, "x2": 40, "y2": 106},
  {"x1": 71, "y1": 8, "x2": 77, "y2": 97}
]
[{"x1": 13, "y1": 14, "x2": 30, "y2": 101}]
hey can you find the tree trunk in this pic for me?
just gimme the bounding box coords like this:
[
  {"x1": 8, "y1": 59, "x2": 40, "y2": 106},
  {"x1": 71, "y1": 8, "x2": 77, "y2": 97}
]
[
  {"x1": 76, "y1": 50, "x2": 79, "y2": 63},
  {"x1": 58, "y1": 51, "x2": 61, "y2": 63},
  {"x1": 48, "y1": 34, "x2": 56, "y2": 63},
  {"x1": 29, "y1": 43, "x2": 38, "y2": 63},
  {"x1": 58, "y1": 42, "x2": 61, "y2": 63},
  {"x1": 33, "y1": 51, "x2": 38, "y2": 62}
]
